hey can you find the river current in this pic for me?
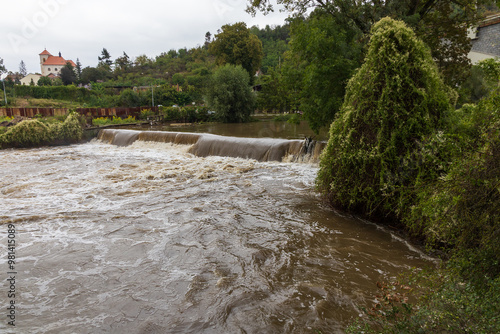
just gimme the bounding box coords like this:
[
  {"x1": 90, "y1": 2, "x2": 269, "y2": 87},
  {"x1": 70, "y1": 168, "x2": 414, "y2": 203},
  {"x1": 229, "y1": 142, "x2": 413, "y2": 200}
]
[{"x1": 0, "y1": 136, "x2": 431, "y2": 333}]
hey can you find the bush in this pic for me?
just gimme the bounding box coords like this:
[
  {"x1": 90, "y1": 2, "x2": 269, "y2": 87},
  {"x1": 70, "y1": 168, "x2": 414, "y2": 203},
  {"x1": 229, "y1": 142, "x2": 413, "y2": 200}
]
[
  {"x1": 0, "y1": 120, "x2": 54, "y2": 148},
  {"x1": 53, "y1": 112, "x2": 84, "y2": 142},
  {"x1": 92, "y1": 115, "x2": 136, "y2": 126},
  {"x1": 407, "y1": 89, "x2": 500, "y2": 285},
  {"x1": 0, "y1": 112, "x2": 83, "y2": 148},
  {"x1": 316, "y1": 18, "x2": 452, "y2": 222}
]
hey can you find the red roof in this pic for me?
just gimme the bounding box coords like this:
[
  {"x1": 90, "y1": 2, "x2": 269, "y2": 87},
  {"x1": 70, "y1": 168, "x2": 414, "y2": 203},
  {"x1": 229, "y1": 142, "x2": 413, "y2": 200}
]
[
  {"x1": 39, "y1": 49, "x2": 52, "y2": 56},
  {"x1": 43, "y1": 56, "x2": 76, "y2": 67}
]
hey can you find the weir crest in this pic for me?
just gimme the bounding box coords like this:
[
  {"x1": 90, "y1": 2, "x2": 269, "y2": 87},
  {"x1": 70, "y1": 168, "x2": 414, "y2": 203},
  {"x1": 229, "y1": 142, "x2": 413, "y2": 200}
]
[{"x1": 97, "y1": 129, "x2": 326, "y2": 162}]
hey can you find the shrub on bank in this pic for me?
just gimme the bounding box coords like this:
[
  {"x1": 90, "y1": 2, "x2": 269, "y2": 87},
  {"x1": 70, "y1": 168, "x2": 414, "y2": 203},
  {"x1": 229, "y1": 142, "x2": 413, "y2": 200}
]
[
  {"x1": 92, "y1": 116, "x2": 137, "y2": 126},
  {"x1": 160, "y1": 106, "x2": 213, "y2": 123},
  {"x1": 0, "y1": 112, "x2": 83, "y2": 148}
]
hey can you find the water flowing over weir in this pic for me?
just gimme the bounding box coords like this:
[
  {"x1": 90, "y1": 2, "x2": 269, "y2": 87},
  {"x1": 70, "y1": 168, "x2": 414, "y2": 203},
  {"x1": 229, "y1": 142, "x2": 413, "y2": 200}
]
[
  {"x1": 98, "y1": 129, "x2": 326, "y2": 162},
  {"x1": 0, "y1": 137, "x2": 433, "y2": 333}
]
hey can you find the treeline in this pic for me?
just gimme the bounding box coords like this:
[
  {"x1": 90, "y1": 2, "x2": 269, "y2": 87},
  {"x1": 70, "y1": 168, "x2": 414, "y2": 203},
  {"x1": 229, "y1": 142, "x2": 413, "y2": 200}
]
[{"x1": 1, "y1": 23, "x2": 291, "y2": 115}]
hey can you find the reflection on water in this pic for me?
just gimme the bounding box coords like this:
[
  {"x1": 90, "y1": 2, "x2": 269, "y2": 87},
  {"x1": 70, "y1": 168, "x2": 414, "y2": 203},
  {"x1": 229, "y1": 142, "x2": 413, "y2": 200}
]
[
  {"x1": 128, "y1": 120, "x2": 330, "y2": 141},
  {"x1": 0, "y1": 140, "x2": 431, "y2": 333}
]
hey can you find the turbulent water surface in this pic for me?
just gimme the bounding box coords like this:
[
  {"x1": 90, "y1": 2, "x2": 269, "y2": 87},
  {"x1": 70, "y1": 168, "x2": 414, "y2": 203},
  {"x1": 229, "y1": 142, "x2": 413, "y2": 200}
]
[{"x1": 0, "y1": 136, "x2": 432, "y2": 333}]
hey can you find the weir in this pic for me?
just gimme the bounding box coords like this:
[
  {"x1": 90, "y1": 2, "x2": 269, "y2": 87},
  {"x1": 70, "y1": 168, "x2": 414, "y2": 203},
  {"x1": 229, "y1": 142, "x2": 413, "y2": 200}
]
[{"x1": 97, "y1": 129, "x2": 327, "y2": 162}]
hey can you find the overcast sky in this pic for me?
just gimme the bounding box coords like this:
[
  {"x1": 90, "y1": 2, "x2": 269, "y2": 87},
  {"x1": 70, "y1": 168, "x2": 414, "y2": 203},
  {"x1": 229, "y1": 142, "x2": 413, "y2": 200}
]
[{"x1": 1, "y1": 0, "x2": 290, "y2": 76}]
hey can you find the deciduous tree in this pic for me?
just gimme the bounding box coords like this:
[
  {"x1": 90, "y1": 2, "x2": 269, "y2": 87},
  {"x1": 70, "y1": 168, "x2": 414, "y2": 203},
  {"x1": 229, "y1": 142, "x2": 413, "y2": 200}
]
[
  {"x1": 37, "y1": 76, "x2": 52, "y2": 86},
  {"x1": 284, "y1": 10, "x2": 363, "y2": 133},
  {"x1": 247, "y1": 0, "x2": 499, "y2": 85},
  {"x1": 209, "y1": 22, "x2": 263, "y2": 79},
  {"x1": 205, "y1": 64, "x2": 255, "y2": 122}
]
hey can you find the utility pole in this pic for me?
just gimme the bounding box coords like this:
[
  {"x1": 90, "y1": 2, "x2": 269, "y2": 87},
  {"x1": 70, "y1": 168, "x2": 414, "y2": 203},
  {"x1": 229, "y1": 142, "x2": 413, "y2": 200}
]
[{"x1": 151, "y1": 84, "x2": 154, "y2": 107}]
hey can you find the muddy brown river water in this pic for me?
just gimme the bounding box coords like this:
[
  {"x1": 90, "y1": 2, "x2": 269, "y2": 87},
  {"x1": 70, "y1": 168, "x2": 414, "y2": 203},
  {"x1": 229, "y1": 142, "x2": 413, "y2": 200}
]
[{"x1": 0, "y1": 129, "x2": 433, "y2": 333}]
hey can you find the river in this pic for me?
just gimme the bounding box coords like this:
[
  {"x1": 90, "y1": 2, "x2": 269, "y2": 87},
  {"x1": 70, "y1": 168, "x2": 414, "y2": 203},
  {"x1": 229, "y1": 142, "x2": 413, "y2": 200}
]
[{"x1": 0, "y1": 124, "x2": 432, "y2": 333}]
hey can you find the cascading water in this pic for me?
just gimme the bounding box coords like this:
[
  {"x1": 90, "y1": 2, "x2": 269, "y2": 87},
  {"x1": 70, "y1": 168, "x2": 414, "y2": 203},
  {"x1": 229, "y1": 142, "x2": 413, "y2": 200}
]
[
  {"x1": 0, "y1": 132, "x2": 432, "y2": 334},
  {"x1": 97, "y1": 129, "x2": 326, "y2": 162}
]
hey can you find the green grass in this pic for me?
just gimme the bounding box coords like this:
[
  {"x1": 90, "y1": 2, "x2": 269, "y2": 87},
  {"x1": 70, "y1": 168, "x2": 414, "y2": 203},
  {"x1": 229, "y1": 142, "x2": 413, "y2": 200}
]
[{"x1": 0, "y1": 116, "x2": 14, "y2": 123}]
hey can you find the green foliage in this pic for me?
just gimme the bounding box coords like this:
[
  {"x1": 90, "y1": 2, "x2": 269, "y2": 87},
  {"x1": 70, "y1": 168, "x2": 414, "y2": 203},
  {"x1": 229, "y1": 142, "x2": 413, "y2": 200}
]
[
  {"x1": 0, "y1": 112, "x2": 83, "y2": 148},
  {"x1": 0, "y1": 120, "x2": 53, "y2": 148},
  {"x1": 317, "y1": 18, "x2": 452, "y2": 221},
  {"x1": 13, "y1": 85, "x2": 94, "y2": 102},
  {"x1": 52, "y1": 112, "x2": 84, "y2": 142},
  {"x1": 348, "y1": 269, "x2": 500, "y2": 333},
  {"x1": 256, "y1": 68, "x2": 291, "y2": 112},
  {"x1": 209, "y1": 22, "x2": 263, "y2": 79},
  {"x1": 60, "y1": 62, "x2": 77, "y2": 86},
  {"x1": 250, "y1": 24, "x2": 290, "y2": 73},
  {"x1": 247, "y1": 0, "x2": 496, "y2": 85},
  {"x1": 37, "y1": 76, "x2": 53, "y2": 86},
  {"x1": 92, "y1": 115, "x2": 137, "y2": 126},
  {"x1": 205, "y1": 64, "x2": 255, "y2": 123},
  {"x1": 159, "y1": 106, "x2": 213, "y2": 123},
  {"x1": 284, "y1": 10, "x2": 363, "y2": 133},
  {"x1": 0, "y1": 57, "x2": 6, "y2": 75},
  {"x1": 407, "y1": 89, "x2": 500, "y2": 285}
]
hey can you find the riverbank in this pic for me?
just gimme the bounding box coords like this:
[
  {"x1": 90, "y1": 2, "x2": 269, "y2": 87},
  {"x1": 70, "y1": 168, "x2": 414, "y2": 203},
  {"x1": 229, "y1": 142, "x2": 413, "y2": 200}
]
[{"x1": 0, "y1": 113, "x2": 84, "y2": 149}]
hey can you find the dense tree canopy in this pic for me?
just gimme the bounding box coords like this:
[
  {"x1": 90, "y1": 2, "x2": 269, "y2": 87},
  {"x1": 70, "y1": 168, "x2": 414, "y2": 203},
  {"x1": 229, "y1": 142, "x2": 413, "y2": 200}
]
[
  {"x1": 209, "y1": 22, "x2": 263, "y2": 79},
  {"x1": 60, "y1": 62, "x2": 77, "y2": 86},
  {"x1": 247, "y1": 0, "x2": 499, "y2": 85},
  {"x1": 283, "y1": 10, "x2": 363, "y2": 133},
  {"x1": 317, "y1": 17, "x2": 453, "y2": 220},
  {"x1": 205, "y1": 64, "x2": 255, "y2": 123}
]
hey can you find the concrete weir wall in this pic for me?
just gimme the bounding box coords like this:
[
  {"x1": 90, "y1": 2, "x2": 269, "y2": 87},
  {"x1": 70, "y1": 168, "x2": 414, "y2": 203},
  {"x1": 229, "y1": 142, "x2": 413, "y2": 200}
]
[{"x1": 98, "y1": 129, "x2": 326, "y2": 163}]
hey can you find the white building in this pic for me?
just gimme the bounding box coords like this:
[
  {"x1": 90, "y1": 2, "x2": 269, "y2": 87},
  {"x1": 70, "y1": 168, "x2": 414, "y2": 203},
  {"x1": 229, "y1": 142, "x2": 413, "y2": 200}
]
[
  {"x1": 20, "y1": 73, "x2": 42, "y2": 86},
  {"x1": 39, "y1": 49, "x2": 76, "y2": 77}
]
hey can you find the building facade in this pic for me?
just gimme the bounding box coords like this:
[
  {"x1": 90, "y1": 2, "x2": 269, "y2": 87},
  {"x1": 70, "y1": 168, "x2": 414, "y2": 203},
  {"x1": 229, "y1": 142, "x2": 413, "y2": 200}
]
[{"x1": 39, "y1": 49, "x2": 76, "y2": 77}]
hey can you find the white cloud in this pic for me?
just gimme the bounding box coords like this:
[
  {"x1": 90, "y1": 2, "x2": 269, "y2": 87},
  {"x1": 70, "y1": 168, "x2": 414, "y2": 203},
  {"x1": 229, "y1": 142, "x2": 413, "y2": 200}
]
[{"x1": 0, "y1": 0, "x2": 290, "y2": 74}]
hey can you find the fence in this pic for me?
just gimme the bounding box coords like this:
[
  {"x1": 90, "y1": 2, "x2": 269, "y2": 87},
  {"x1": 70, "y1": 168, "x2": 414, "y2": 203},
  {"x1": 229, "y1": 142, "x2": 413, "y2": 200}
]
[{"x1": 0, "y1": 107, "x2": 159, "y2": 119}]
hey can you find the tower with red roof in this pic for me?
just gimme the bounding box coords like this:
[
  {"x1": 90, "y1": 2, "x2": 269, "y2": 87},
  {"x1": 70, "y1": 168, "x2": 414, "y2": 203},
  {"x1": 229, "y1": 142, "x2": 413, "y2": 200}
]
[{"x1": 39, "y1": 49, "x2": 76, "y2": 77}]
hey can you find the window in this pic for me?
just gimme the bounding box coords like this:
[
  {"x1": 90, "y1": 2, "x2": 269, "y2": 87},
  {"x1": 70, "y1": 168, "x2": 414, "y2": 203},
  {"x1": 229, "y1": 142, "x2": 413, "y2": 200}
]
[{"x1": 48, "y1": 68, "x2": 51, "y2": 71}]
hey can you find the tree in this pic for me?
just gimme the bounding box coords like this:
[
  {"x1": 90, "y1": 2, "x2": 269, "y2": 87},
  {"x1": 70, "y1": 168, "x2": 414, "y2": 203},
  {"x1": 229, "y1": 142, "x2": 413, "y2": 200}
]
[
  {"x1": 316, "y1": 18, "x2": 453, "y2": 221},
  {"x1": 204, "y1": 31, "x2": 212, "y2": 49},
  {"x1": 115, "y1": 52, "x2": 131, "y2": 72},
  {"x1": 98, "y1": 48, "x2": 112, "y2": 66},
  {"x1": 250, "y1": 24, "x2": 290, "y2": 73},
  {"x1": 0, "y1": 57, "x2": 6, "y2": 75},
  {"x1": 60, "y1": 62, "x2": 77, "y2": 85},
  {"x1": 256, "y1": 68, "x2": 290, "y2": 112},
  {"x1": 209, "y1": 22, "x2": 263, "y2": 79},
  {"x1": 37, "y1": 76, "x2": 52, "y2": 86},
  {"x1": 205, "y1": 64, "x2": 255, "y2": 122},
  {"x1": 19, "y1": 60, "x2": 27, "y2": 77},
  {"x1": 75, "y1": 58, "x2": 82, "y2": 82},
  {"x1": 284, "y1": 10, "x2": 363, "y2": 133},
  {"x1": 80, "y1": 66, "x2": 108, "y2": 84},
  {"x1": 246, "y1": 0, "x2": 499, "y2": 85}
]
